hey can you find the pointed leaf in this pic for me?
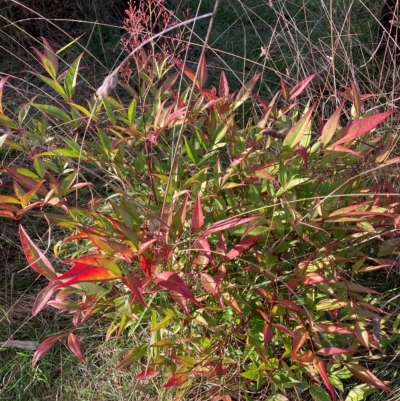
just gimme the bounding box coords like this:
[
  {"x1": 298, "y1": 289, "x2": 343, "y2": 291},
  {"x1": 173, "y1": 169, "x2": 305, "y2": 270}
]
[
  {"x1": 116, "y1": 344, "x2": 148, "y2": 370},
  {"x1": 198, "y1": 55, "x2": 208, "y2": 88},
  {"x1": 54, "y1": 266, "x2": 120, "y2": 287},
  {"x1": 32, "y1": 333, "x2": 66, "y2": 368},
  {"x1": 332, "y1": 110, "x2": 396, "y2": 147},
  {"x1": 0, "y1": 76, "x2": 10, "y2": 114},
  {"x1": 314, "y1": 356, "x2": 337, "y2": 401},
  {"x1": 191, "y1": 193, "x2": 204, "y2": 231},
  {"x1": 309, "y1": 386, "x2": 331, "y2": 401},
  {"x1": 289, "y1": 74, "x2": 315, "y2": 100},
  {"x1": 163, "y1": 368, "x2": 191, "y2": 388},
  {"x1": 321, "y1": 101, "x2": 344, "y2": 146},
  {"x1": 280, "y1": 76, "x2": 290, "y2": 101},
  {"x1": 32, "y1": 103, "x2": 72, "y2": 122},
  {"x1": 32, "y1": 282, "x2": 57, "y2": 316},
  {"x1": 19, "y1": 225, "x2": 57, "y2": 279},
  {"x1": 204, "y1": 216, "x2": 259, "y2": 236},
  {"x1": 219, "y1": 70, "x2": 229, "y2": 97},
  {"x1": 122, "y1": 274, "x2": 148, "y2": 307},
  {"x1": 135, "y1": 368, "x2": 160, "y2": 380},
  {"x1": 64, "y1": 53, "x2": 84, "y2": 99},
  {"x1": 67, "y1": 332, "x2": 86, "y2": 363},
  {"x1": 345, "y1": 384, "x2": 376, "y2": 401},
  {"x1": 345, "y1": 363, "x2": 391, "y2": 393},
  {"x1": 226, "y1": 235, "x2": 260, "y2": 261},
  {"x1": 233, "y1": 72, "x2": 261, "y2": 111},
  {"x1": 155, "y1": 272, "x2": 202, "y2": 308},
  {"x1": 283, "y1": 104, "x2": 315, "y2": 149}
]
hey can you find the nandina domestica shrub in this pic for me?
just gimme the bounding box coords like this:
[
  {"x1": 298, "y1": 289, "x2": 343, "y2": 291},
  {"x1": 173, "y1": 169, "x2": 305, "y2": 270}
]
[{"x1": 0, "y1": 27, "x2": 399, "y2": 401}]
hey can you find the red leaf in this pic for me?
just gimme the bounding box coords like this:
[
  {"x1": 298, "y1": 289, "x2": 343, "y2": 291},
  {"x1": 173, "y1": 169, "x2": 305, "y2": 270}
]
[
  {"x1": 204, "y1": 216, "x2": 259, "y2": 236},
  {"x1": 345, "y1": 363, "x2": 392, "y2": 393},
  {"x1": 332, "y1": 110, "x2": 396, "y2": 147},
  {"x1": 122, "y1": 274, "x2": 148, "y2": 307},
  {"x1": 263, "y1": 324, "x2": 274, "y2": 347},
  {"x1": 155, "y1": 272, "x2": 202, "y2": 308},
  {"x1": 54, "y1": 266, "x2": 120, "y2": 287},
  {"x1": 32, "y1": 333, "x2": 66, "y2": 368},
  {"x1": 191, "y1": 193, "x2": 204, "y2": 231},
  {"x1": 19, "y1": 225, "x2": 57, "y2": 280},
  {"x1": 163, "y1": 368, "x2": 191, "y2": 388},
  {"x1": 32, "y1": 282, "x2": 57, "y2": 316},
  {"x1": 226, "y1": 235, "x2": 260, "y2": 261},
  {"x1": 314, "y1": 356, "x2": 337, "y2": 401},
  {"x1": 289, "y1": 74, "x2": 315, "y2": 100},
  {"x1": 139, "y1": 255, "x2": 153, "y2": 277},
  {"x1": 67, "y1": 332, "x2": 86, "y2": 363},
  {"x1": 135, "y1": 368, "x2": 160, "y2": 380}
]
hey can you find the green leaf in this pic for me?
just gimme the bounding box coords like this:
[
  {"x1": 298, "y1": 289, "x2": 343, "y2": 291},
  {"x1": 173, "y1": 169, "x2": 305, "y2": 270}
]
[
  {"x1": 345, "y1": 384, "x2": 376, "y2": 401},
  {"x1": 309, "y1": 386, "x2": 331, "y2": 401},
  {"x1": 30, "y1": 72, "x2": 66, "y2": 98},
  {"x1": 64, "y1": 53, "x2": 84, "y2": 99},
  {"x1": 37, "y1": 149, "x2": 82, "y2": 158},
  {"x1": 127, "y1": 98, "x2": 137, "y2": 124},
  {"x1": 32, "y1": 103, "x2": 72, "y2": 122},
  {"x1": 0, "y1": 113, "x2": 18, "y2": 129},
  {"x1": 283, "y1": 104, "x2": 315, "y2": 149},
  {"x1": 116, "y1": 344, "x2": 148, "y2": 370}
]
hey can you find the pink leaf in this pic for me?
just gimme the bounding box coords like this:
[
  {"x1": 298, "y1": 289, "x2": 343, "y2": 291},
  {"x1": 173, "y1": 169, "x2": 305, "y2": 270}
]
[
  {"x1": 32, "y1": 333, "x2": 66, "y2": 368},
  {"x1": 289, "y1": 74, "x2": 315, "y2": 100},
  {"x1": 135, "y1": 369, "x2": 160, "y2": 380},
  {"x1": 32, "y1": 282, "x2": 57, "y2": 316},
  {"x1": 204, "y1": 216, "x2": 259, "y2": 236},
  {"x1": 331, "y1": 110, "x2": 396, "y2": 147},
  {"x1": 226, "y1": 235, "x2": 260, "y2": 260},
  {"x1": 316, "y1": 347, "x2": 357, "y2": 356},
  {"x1": 67, "y1": 332, "x2": 86, "y2": 363}
]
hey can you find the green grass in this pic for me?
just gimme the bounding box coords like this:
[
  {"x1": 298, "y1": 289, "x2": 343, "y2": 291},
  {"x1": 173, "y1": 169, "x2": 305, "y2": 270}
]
[{"x1": 1, "y1": 0, "x2": 400, "y2": 400}]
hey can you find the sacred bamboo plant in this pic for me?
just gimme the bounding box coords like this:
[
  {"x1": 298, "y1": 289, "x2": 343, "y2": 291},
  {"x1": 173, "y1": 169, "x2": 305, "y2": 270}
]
[{"x1": 0, "y1": 9, "x2": 399, "y2": 401}]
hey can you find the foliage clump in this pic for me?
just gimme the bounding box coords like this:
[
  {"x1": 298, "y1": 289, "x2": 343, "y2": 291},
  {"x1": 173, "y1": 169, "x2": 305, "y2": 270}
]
[{"x1": 0, "y1": 5, "x2": 399, "y2": 401}]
